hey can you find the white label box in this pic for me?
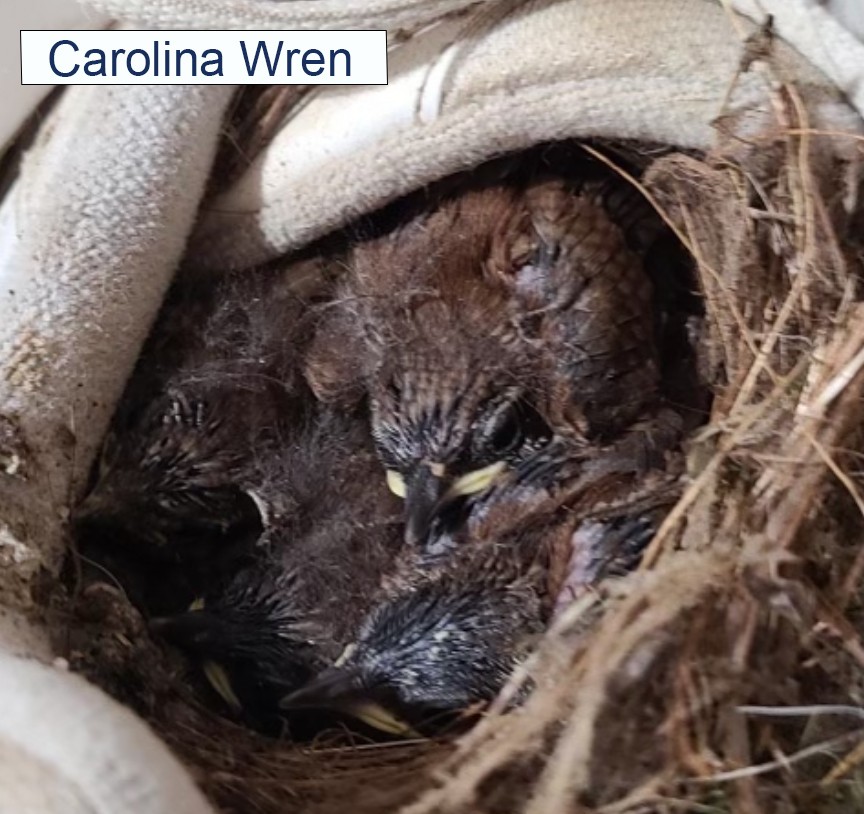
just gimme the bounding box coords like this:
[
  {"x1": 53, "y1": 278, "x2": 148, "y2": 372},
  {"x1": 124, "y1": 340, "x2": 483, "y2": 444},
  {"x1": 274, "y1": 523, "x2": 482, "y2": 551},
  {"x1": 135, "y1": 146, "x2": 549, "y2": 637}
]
[{"x1": 21, "y1": 30, "x2": 388, "y2": 85}]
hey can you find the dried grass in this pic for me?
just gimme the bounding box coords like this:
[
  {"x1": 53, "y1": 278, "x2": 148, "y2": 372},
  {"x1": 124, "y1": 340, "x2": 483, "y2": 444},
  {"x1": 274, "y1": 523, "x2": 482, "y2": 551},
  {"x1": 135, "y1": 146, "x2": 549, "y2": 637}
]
[{"x1": 62, "y1": 60, "x2": 864, "y2": 814}]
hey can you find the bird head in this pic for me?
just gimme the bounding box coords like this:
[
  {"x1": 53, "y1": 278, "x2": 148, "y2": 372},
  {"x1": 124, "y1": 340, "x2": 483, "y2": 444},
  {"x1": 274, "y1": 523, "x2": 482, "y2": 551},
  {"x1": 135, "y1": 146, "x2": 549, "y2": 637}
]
[
  {"x1": 150, "y1": 568, "x2": 322, "y2": 717},
  {"x1": 371, "y1": 355, "x2": 552, "y2": 547},
  {"x1": 306, "y1": 184, "x2": 566, "y2": 549},
  {"x1": 282, "y1": 560, "x2": 543, "y2": 724},
  {"x1": 74, "y1": 393, "x2": 264, "y2": 561}
]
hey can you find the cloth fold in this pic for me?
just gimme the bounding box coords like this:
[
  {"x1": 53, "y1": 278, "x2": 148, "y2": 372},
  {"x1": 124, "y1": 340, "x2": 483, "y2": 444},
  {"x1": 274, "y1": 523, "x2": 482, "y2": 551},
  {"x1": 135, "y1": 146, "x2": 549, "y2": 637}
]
[
  {"x1": 83, "y1": 0, "x2": 488, "y2": 32},
  {"x1": 0, "y1": 653, "x2": 214, "y2": 814},
  {"x1": 0, "y1": 82, "x2": 230, "y2": 814},
  {"x1": 184, "y1": 0, "x2": 864, "y2": 271},
  {"x1": 730, "y1": 0, "x2": 864, "y2": 113},
  {"x1": 0, "y1": 83, "x2": 233, "y2": 648}
]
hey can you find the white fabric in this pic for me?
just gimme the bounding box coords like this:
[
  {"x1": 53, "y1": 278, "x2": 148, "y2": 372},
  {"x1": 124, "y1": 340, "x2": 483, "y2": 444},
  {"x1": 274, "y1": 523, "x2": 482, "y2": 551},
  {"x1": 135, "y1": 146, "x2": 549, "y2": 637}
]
[
  {"x1": 731, "y1": 0, "x2": 864, "y2": 111},
  {"x1": 0, "y1": 83, "x2": 232, "y2": 674},
  {"x1": 181, "y1": 0, "x2": 864, "y2": 271},
  {"x1": 0, "y1": 66, "x2": 231, "y2": 814},
  {"x1": 84, "y1": 0, "x2": 490, "y2": 31},
  {"x1": 826, "y1": 0, "x2": 864, "y2": 42},
  {"x1": 0, "y1": 653, "x2": 214, "y2": 814},
  {"x1": 0, "y1": 27, "x2": 229, "y2": 814},
  {"x1": 0, "y1": 1, "x2": 110, "y2": 151}
]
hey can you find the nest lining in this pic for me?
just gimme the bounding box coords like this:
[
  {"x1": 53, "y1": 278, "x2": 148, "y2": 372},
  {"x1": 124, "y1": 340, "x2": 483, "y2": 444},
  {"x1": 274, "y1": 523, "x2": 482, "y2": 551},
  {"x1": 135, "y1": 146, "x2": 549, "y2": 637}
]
[{"x1": 50, "y1": 73, "x2": 864, "y2": 814}]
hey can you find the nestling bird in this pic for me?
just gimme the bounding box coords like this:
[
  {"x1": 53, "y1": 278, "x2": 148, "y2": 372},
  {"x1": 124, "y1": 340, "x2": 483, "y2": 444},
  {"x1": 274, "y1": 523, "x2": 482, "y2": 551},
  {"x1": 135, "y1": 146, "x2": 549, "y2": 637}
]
[
  {"x1": 283, "y1": 433, "x2": 682, "y2": 725},
  {"x1": 73, "y1": 264, "x2": 324, "y2": 613},
  {"x1": 149, "y1": 406, "x2": 409, "y2": 735},
  {"x1": 305, "y1": 159, "x2": 668, "y2": 546}
]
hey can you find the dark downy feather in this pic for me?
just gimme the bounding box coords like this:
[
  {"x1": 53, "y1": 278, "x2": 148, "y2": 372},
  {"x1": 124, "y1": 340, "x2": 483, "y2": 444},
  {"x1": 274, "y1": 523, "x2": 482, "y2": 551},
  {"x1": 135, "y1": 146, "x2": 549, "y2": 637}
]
[
  {"x1": 73, "y1": 263, "x2": 327, "y2": 613},
  {"x1": 152, "y1": 407, "x2": 405, "y2": 732},
  {"x1": 285, "y1": 434, "x2": 682, "y2": 726},
  {"x1": 305, "y1": 164, "x2": 679, "y2": 548}
]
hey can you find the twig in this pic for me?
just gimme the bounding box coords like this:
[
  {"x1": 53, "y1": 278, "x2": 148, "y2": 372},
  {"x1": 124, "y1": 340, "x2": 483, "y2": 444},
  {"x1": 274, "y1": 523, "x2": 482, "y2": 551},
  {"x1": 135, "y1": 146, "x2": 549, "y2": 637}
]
[
  {"x1": 640, "y1": 358, "x2": 806, "y2": 569},
  {"x1": 690, "y1": 732, "x2": 862, "y2": 783},
  {"x1": 738, "y1": 704, "x2": 864, "y2": 722},
  {"x1": 822, "y1": 738, "x2": 864, "y2": 784},
  {"x1": 782, "y1": 128, "x2": 864, "y2": 146},
  {"x1": 803, "y1": 431, "x2": 864, "y2": 608}
]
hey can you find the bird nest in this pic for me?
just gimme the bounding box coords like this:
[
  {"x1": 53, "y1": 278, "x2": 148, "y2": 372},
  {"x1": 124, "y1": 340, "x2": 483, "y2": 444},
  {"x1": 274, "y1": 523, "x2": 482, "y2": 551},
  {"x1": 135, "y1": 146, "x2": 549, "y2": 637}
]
[{"x1": 51, "y1": 80, "x2": 864, "y2": 814}]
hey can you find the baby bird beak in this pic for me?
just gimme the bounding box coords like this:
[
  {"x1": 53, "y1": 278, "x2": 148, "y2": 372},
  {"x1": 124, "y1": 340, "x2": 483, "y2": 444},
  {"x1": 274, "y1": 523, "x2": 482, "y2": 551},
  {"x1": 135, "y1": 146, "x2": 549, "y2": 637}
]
[
  {"x1": 150, "y1": 608, "x2": 245, "y2": 713},
  {"x1": 404, "y1": 463, "x2": 447, "y2": 546},
  {"x1": 280, "y1": 664, "x2": 366, "y2": 708},
  {"x1": 149, "y1": 606, "x2": 213, "y2": 644},
  {"x1": 446, "y1": 461, "x2": 507, "y2": 499},
  {"x1": 401, "y1": 460, "x2": 508, "y2": 546},
  {"x1": 342, "y1": 700, "x2": 421, "y2": 738},
  {"x1": 201, "y1": 661, "x2": 243, "y2": 712},
  {"x1": 280, "y1": 666, "x2": 421, "y2": 739}
]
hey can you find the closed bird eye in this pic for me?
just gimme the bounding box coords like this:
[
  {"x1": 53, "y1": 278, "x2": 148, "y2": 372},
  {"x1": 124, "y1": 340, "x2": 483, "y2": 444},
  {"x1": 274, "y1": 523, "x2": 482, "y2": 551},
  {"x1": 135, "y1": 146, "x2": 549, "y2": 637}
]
[
  {"x1": 156, "y1": 493, "x2": 180, "y2": 510},
  {"x1": 489, "y1": 409, "x2": 523, "y2": 455},
  {"x1": 386, "y1": 470, "x2": 406, "y2": 498},
  {"x1": 480, "y1": 400, "x2": 524, "y2": 457},
  {"x1": 159, "y1": 488, "x2": 202, "y2": 510}
]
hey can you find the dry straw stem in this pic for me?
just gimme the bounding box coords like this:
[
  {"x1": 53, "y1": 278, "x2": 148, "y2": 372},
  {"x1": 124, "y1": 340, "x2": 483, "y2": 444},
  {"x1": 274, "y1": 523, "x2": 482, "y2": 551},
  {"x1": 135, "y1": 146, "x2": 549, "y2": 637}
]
[
  {"x1": 754, "y1": 306, "x2": 864, "y2": 556},
  {"x1": 525, "y1": 555, "x2": 731, "y2": 813}
]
